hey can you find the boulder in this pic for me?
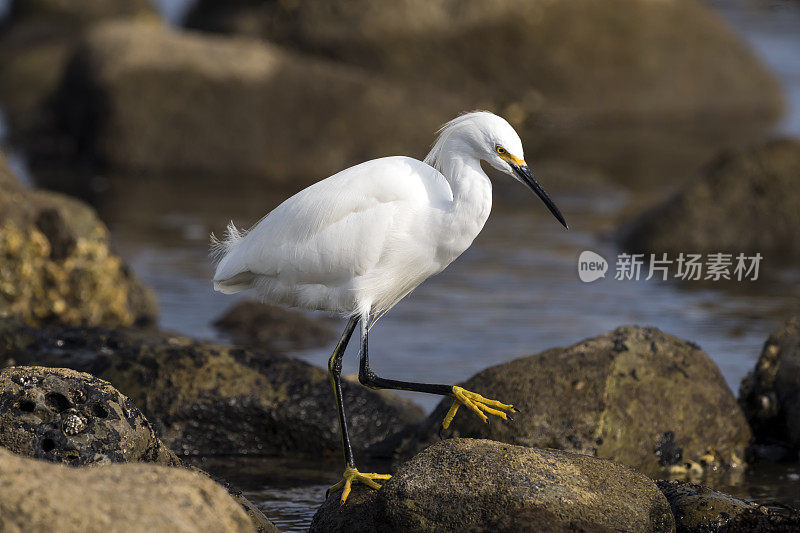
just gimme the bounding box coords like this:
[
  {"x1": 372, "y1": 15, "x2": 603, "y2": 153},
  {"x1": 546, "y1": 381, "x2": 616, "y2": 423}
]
[
  {"x1": 47, "y1": 20, "x2": 461, "y2": 182},
  {"x1": 0, "y1": 0, "x2": 157, "y2": 143},
  {"x1": 0, "y1": 365, "x2": 178, "y2": 466},
  {"x1": 657, "y1": 480, "x2": 800, "y2": 532},
  {"x1": 739, "y1": 317, "x2": 800, "y2": 454},
  {"x1": 621, "y1": 139, "x2": 800, "y2": 259},
  {"x1": 186, "y1": 0, "x2": 781, "y2": 116},
  {"x1": 8, "y1": 0, "x2": 155, "y2": 26},
  {"x1": 213, "y1": 300, "x2": 336, "y2": 350},
  {"x1": 185, "y1": 0, "x2": 782, "y2": 183},
  {"x1": 310, "y1": 438, "x2": 675, "y2": 532},
  {"x1": 399, "y1": 326, "x2": 750, "y2": 477},
  {"x1": 0, "y1": 446, "x2": 254, "y2": 532},
  {"x1": 0, "y1": 319, "x2": 425, "y2": 457},
  {"x1": 0, "y1": 364, "x2": 277, "y2": 532},
  {"x1": 0, "y1": 151, "x2": 158, "y2": 327}
]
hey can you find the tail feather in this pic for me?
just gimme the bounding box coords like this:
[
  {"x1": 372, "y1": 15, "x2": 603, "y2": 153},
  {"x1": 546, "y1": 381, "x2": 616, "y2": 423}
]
[
  {"x1": 209, "y1": 220, "x2": 247, "y2": 265},
  {"x1": 210, "y1": 221, "x2": 256, "y2": 294}
]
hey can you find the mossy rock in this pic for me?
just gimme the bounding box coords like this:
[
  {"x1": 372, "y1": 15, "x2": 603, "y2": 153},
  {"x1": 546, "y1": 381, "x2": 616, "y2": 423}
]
[
  {"x1": 311, "y1": 438, "x2": 675, "y2": 532},
  {"x1": 0, "y1": 446, "x2": 254, "y2": 532},
  {"x1": 399, "y1": 326, "x2": 750, "y2": 478},
  {"x1": 0, "y1": 151, "x2": 157, "y2": 327},
  {"x1": 621, "y1": 139, "x2": 800, "y2": 259},
  {"x1": 0, "y1": 365, "x2": 177, "y2": 465},
  {"x1": 0, "y1": 319, "x2": 425, "y2": 457},
  {"x1": 740, "y1": 317, "x2": 800, "y2": 453},
  {"x1": 657, "y1": 480, "x2": 800, "y2": 532}
]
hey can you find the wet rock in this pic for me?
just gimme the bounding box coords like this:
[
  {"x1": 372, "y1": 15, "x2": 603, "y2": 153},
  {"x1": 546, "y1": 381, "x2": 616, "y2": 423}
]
[
  {"x1": 311, "y1": 438, "x2": 675, "y2": 532},
  {"x1": 213, "y1": 300, "x2": 336, "y2": 351},
  {"x1": 0, "y1": 150, "x2": 158, "y2": 327},
  {"x1": 0, "y1": 365, "x2": 178, "y2": 465},
  {"x1": 399, "y1": 326, "x2": 750, "y2": 477},
  {"x1": 657, "y1": 480, "x2": 800, "y2": 532},
  {"x1": 47, "y1": 20, "x2": 461, "y2": 182},
  {"x1": 622, "y1": 139, "x2": 800, "y2": 259},
  {"x1": 0, "y1": 446, "x2": 254, "y2": 532},
  {"x1": 740, "y1": 317, "x2": 800, "y2": 454},
  {"x1": 0, "y1": 319, "x2": 425, "y2": 457}
]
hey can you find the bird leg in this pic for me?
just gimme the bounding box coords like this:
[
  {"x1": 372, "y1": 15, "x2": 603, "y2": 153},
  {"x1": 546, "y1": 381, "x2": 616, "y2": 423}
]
[
  {"x1": 326, "y1": 316, "x2": 391, "y2": 503},
  {"x1": 357, "y1": 319, "x2": 516, "y2": 430}
]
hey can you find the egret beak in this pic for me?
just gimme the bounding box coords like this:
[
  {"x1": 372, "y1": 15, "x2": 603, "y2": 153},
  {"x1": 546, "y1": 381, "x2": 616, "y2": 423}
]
[{"x1": 511, "y1": 163, "x2": 569, "y2": 229}]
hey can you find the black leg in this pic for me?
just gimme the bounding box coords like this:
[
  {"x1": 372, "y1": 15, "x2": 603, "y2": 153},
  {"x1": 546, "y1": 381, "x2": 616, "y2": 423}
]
[
  {"x1": 358, "y1": 317, "x2": 452, "y2": 396},
  {"x1": 328, "y1": 316, "x2": 359, "y2": 468}
]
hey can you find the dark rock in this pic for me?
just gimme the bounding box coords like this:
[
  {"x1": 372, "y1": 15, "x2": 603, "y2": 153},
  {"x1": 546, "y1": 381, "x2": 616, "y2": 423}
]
[
  {"x1": 0, "y1": 150, "x2": 158, "y2": 327},
  {"x1": 657, "y1": 479, "x2": 800, "y2": 532},
  {"x1": 740, "y1": 317, "x2": 800, "y2": 452},
  {"x1": 311, "y1": 438, "x2": 675, "y2": 532},
  {"x1": 622, "y1": 139, "x2": 800, "y2": 259},
  {"x1": 0, "y1": 319, "x2": 425, "y2": 457},
  {"x1": 0, "y1": 365, "x2": 178, "y2": 465},
  {"x1": 399, "y1": 326, "x2": 750, "y2": 478},
  {"x1": 213, "y1": 300, "x2": 335, "y2": 351},
  {"x1": 0, "y1": 446, "x2": 255, "y2": 532}
]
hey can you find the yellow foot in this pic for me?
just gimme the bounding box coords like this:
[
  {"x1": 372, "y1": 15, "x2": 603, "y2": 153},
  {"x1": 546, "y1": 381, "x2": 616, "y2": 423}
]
[
  {"x1": 442, "y1": 386, "x2": 516, "y2": 429},
  {"x1": 327, "y1": 466, "x2": 391, "y2": 503}
]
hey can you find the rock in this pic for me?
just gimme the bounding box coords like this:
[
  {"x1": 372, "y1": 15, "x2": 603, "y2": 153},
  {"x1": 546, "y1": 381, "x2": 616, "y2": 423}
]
[
  {"x1": 46, "y1": 20, "x2": 461, "y2": 182},
  {"x1": 0, "y1": 446, "x2": 255, "y2": 532},
  {"x1": 184, "y1": 0, "x2": 782, "y2": 184},
  {"x1": 0, "y1": 365, "x2": 278, "y2": 532},
  {"x1": 0, "y1": 150, "x2": 158, "y2": 327},
  {"x1": 621, "y1": 139, "x2": 800, "y2": 259},
  {"x1": 311, "y1": 438, "x2": 675, "y2": 532},
  {"x1": 0, "y1": 0, "x2": 157, "y2": 144},
  {"x1": 657, "y1": 480, "x2": 800, "y2": 532},
  {"x1": 399, "y1": 326, "x2": 750, "y2": 477},
  {"x1": 186, "y1": 0, "x2": 780, "y2": 115},
  {"x1": 8, "y1": 0, "x2": 155, "y2": 26},
  {"x1": 213, "y1": 300, "x2": 336, "y2": 351},
  {"x1": 739, "y1": 317, "x2": 800, "y2": 453},
  {"x1": 0, "y1": 365, "x2": 178, "y2": 466},
  {"x1": 0, "y1": 319, "x2": 425, "y2": 457}
]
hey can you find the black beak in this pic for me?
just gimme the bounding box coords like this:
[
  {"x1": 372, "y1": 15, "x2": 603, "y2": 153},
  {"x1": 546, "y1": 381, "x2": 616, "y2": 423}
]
[{"x1": 512, "y1": 164, "x2": 568, "y2": 229}]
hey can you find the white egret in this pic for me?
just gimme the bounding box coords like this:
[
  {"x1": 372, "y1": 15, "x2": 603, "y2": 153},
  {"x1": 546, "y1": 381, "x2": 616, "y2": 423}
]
[{"x1": 211, "y1": 111, "x2": 567, "y2": 503}]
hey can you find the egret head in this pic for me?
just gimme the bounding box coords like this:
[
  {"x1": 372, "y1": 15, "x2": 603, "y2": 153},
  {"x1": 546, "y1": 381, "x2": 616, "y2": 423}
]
[{"x1": 426, "y1": 111, "x2": 568, "y2": 229}]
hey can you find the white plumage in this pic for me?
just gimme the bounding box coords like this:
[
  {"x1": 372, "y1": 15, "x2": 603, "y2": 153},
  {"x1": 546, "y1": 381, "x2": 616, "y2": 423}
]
[{"x1": 211, "y1": 111, "x2": 566, "y2": 320}]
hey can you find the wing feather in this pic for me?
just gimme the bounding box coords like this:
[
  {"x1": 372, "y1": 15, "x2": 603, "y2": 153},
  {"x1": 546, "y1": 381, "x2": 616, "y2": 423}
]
[{"x1": 212, "y1": 156, "x2": 451, "y2": 291}]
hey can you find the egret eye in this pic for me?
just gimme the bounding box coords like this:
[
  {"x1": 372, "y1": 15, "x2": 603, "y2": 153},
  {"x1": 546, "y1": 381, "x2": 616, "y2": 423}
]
[{"x1": 496, "y1": 146, "x2": 507, "y2": 155}]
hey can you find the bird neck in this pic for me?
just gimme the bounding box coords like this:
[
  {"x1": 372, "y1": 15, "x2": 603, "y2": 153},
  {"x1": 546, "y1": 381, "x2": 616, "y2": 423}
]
[{"x1": 434, "y1": 150, "x2": 493, "y2": 234}]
